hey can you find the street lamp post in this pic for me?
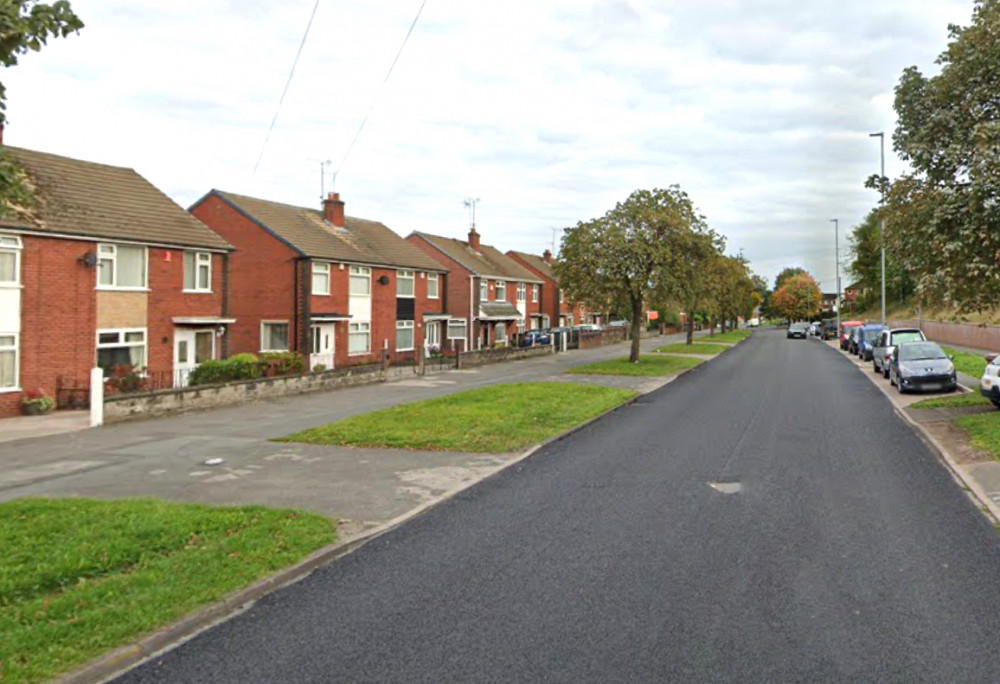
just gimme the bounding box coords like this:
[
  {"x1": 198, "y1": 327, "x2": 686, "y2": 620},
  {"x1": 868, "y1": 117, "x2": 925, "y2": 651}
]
[
  {"x1": 870, "y1": 132, "x2": 886, "y2": 326},
  {"x1": 832, "y1": 219, "x2": 840, "y2": 338}
]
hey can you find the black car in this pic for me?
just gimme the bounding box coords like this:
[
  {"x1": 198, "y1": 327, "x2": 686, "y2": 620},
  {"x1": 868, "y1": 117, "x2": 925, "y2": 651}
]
[
  {"x1": 786, "y1": 323, "x2": 807, "y2": 339},
  {"x1": 889, "y1": 341, "x2": 957, "y2": 394}
]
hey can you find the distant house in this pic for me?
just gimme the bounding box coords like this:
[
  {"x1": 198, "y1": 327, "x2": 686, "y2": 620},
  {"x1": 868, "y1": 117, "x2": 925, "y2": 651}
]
[
  {"x1": 821, "y1": 292, "x2": 838, "y2": 310},
  {"x1": 0, "y1": 146, "x2": 233, "y2": 417},
  {"x1": 506, "y1": 249, "x2": 598, "y2": 327},
  {"x1": 189, "y1": 191, "x2": 447, "y2": 369},
  {"x1": 407, "y1": 228, "x2": 543, "y2": 349},
  {"x1": 844, "y1": 282, "x2": 862, "y2": 304}
]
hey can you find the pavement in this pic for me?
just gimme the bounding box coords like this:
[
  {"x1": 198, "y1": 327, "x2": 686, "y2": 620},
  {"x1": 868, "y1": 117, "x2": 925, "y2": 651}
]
[
  {"x1": 0, "y1": 409, "x2": 90, "y2": 444},
  {"x1": 109, "y1": 327, "x2": 1000, "y2": 683},
  {"x1": 0, "y1": 331, "x2": 692, "y2": 540}
]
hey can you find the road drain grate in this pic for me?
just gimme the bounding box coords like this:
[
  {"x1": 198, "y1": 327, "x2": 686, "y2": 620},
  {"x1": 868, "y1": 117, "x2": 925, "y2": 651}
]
[{"x1": 707, "y1": 481, "x2": 742, "y2": 494}]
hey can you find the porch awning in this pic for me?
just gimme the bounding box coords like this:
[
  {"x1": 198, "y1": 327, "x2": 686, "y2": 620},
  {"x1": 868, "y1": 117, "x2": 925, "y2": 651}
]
[
  {"x1": 478, "y1": 301, "x2": 522, "y2": 320},
  {"x1": 172, "y1": 316, "x2": 236, "y2": 325},
  {"x1": 312, "y1": 313, "x2": 351, "y2": 322}
]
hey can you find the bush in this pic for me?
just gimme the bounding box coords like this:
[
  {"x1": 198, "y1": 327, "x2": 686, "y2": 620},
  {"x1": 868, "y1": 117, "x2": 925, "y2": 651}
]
[
  {"x1": 188, "y1": 355, "x2": 262, "y2": 386},
  {"x1": 259, "y1": 352, "x2": 306, "y2": 376}
]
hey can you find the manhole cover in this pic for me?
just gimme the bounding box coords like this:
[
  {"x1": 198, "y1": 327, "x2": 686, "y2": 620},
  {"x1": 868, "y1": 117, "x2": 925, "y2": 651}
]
[{"x1": 708, "y1": 481, "x2": 742, "y2": 494}]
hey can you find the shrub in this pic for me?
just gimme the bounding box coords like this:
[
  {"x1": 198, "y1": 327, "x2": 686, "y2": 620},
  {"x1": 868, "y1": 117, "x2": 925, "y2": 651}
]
[
  {"x1": 312, "y1": 364, "x2": 327, "y2": 373},
  {"x1": 188, "y1": 355, "x2": 262, "y2": 386},
  {"x1": 259, "y1": 352, "x2": 306, "y2": 376}
]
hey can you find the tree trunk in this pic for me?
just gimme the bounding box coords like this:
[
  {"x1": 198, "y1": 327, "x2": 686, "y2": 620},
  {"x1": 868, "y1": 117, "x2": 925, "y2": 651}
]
[
  {"x1": 686, "y1": 313, "x2": 695, "y2": 345},
  {"x1": 629, "y1": 297, "x2": 643, "y2": 363}
]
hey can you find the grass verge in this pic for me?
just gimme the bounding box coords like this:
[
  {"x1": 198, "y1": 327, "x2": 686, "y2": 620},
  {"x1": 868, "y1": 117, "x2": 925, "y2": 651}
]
[
  {"x1": 941, "y1": 346, "x2": 988, "y2": 379},
  {"x1": 655, "y1": 342, "x2": 729, "y2": 355},
  {"x1": 278, "y1": 382, "x2": 636, "y2": 453},
  {"x1": 703, "y1": 330, "x2": 751, "y2": 344},
  {"x1": 0, "y1": 497, "x2": 334, "y2": 684},
  {"x1": 567, "y1": 354, "x2": 703, "y2": 377},
  {"x1": 957, "y1": 411, "x2": 1000, "y2": 461},
  {"x1": 910, "y1": 393, "x2": 993, "y2": 410}
]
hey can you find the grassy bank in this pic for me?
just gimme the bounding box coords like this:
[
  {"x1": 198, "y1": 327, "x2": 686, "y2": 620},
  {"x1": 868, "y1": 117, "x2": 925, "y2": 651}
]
[
  {"x1": 910, "y1": 393, "x2": 992, "y2": 410},
  {"x1": 957, "y1": 412, "x2": 1000, "y2": 461},
  {"x1": 568, "y1": 355, "x2": 703, "y2": 377},
  {"x1": 0, "y1": 498, "x2": 334, "y2": 684},
  {"x1": 941, "y1": 346, "x2": 988, "y2": 379},
  {"x1": 655, "y1": 342, "x2": 729, "y2": 356},
  {"x1": 278, "y1": 382, "x2": 636, "y2": 453},
  {"x1": 703, "y1": 330, "x2": 751, "y2": 344}
]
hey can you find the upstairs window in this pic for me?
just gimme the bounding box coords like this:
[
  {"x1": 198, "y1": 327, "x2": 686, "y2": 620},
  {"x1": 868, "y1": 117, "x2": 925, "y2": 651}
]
[
  {"x1": 480, "y1": 280, "x2": 488, "y2": 301},
  {"x1": 532, "y1": 284, "x2": 539, "y2": 303},
  {"x1": 559, "y1": 289, "x2": 565, "y2": 303},
  {"x1": 184, "y1": 251, "x2": 212, "y2": 292},
  {"x1": 427, "y1": 273, "x2": 439, "y2": 299},
  {"x1": 97, "y1": 243, "x2": 147, "y2": 289},
  {"x1": 397, "y1": 270, "x2": 414, "y2": 297},
  {"x1": 517, "y1": 283, "x2": 526, "y2": 301},
  {"x1": 0, "y1": 235, "x2": 21, "y2": 285},
  {"x1": 350, "y1": 266, "x2": 371, "y2": 296},
  {"x1": 495, "y1": 280, "x2": 506, "y2": 300},
  {"x1": 312, "y1": 262, "x2": 330, "y2": 295}
]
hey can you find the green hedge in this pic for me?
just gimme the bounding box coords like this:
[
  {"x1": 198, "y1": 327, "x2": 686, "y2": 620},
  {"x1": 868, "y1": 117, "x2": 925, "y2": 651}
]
[{"x1": 188, "y1": 352, "x2": 306, "y2": 386}]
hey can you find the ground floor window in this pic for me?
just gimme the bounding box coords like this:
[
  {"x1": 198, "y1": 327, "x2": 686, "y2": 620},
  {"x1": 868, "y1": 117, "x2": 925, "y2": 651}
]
[
  {"x1": 396, "y1": 320, "x2": 415, "y2": 351},
  {"x1": 0, "y1": 333, "x2": 17, "y2": 389},
  {"x1": 97, "y1": 329, "x2": 146, "y2": 377},
  {"x1": 260, "y1": 321, "x2": 290, "y2": 352},
  {"x1": 496, "y1": 322, "x2": 507, "y2": 344},
  {"x1": 447, "y1": 319, "x2": 466, "y2": 339},
  {"x1": 349, "y1": 322, "x2": 371, "y2": 355}
]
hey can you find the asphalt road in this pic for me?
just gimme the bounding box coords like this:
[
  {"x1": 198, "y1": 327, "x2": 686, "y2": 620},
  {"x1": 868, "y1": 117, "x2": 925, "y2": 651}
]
[{"x1": 115, "y1": 329, "x2": 1000, "y2": 683}]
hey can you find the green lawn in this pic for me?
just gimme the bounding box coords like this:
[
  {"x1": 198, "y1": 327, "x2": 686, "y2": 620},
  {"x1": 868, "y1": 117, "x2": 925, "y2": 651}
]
[
  {"x1": 957, "y1": 411, "x2": 1000, "y2": 461},
  {"x1": 910, "y1": 392, "x2": 992, "y2": 410},
  {"x1": 655, "y1": 342, "x2": 730, "y2": 355},
  {"x1": 278, "y1": 382, "x2": 636, "y2": 453},
  {"x1": 941, "y1": 346, "x2": 988, "y2": 379},
  {"x1": 702, "y1": 330, "x2": 751, "y2": 344},
  {"x1": 0, "y1": 498, "x2": 334, "y2": 684},
  {"x1": 567, "y1": 354, "x2": 703, "y2": 377}
]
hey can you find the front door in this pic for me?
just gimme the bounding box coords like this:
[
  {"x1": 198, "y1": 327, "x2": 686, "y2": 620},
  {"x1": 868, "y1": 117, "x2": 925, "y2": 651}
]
[
  {"x1": 310, "y1": 323, "x2": 335, "y2": 370},
  {"x1": 174, "y1": 329, "x2": 215, "y2": 387},
  {"x1": 425, "y1": 321, "x2": 441, "y2": 351}
]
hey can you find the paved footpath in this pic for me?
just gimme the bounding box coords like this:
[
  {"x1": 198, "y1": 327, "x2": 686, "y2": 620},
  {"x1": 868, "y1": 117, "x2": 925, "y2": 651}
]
[
  {"x1": 0, "y1": 332, "x2": 692, "y2": 538},
  {"x1": 113, "y1": 328, "x2": 1000, "y2": 683}
]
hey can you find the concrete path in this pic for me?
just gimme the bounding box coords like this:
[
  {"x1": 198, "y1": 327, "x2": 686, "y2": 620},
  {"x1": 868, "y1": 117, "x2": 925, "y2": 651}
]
[
  {"x1": 0, "y1": 409, "x2": 90, "y2": 444},
  {"x1": 0, "y1": 332, "x2": 694, "y2": 539}
]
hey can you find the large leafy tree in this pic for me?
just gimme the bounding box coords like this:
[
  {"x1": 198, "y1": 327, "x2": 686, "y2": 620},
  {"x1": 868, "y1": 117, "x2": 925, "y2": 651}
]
[
  {"x1": 557, "y1": 186, "x2": 710, "y2": 362},
  {"x1": 885, "y1": 0, "x2": 1000, "y2": 313},
  {"x1": 846, "y1": 208, "x2": 913, "y2": 309},
  {"x1": 0, "y1": 1, "x2": 83, "y2": 217},
  {"x1": 774, "y1": 266, "x2": 808, "y2": 292},
  {"x1": 771, "y1": 273, "x2": 821, "y2": 322}
]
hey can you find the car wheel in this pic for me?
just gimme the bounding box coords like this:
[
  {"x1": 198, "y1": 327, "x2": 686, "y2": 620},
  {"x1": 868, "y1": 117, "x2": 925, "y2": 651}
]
[
  {"x1": 883, "y1": 367, "x2": 890, "y2": 379},
  {"x1": 991, "y1": 399, "x2": 1000, "y2": 409},
  {"x1": 889, "y1": 371, "x2": 895, "y2": 386},
  {"x1": 897, "y1": 379, "x2": 906, "y2": 394},
  {"x1": 873, "y1": 361, "x2": 880, "y2": 373}
]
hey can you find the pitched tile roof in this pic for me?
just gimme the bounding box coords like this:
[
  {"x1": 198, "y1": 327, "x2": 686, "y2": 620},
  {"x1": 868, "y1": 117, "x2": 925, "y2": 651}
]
[
  {"x1": 412, "y1": 232, "x2": 543, "y2": 283},
  {"x1": 1, "y1": 146, "x2": 231, "y2": 250},
  {"x1": 508, "y1": 250, "x2": 555, "y2": 281},
  {"x1": 212, "y1": 191, "x2": 445, "y2": 271}
]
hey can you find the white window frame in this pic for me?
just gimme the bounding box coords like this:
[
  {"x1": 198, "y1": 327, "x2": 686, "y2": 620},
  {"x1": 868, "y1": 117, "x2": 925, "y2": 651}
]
[
  {"x1": 447, "y1": 319, "x2": 467, "y2": 340},
  {"x1": 517, "y1": 283, "x2": 526, "y2": 301},
  {"x1": 427, "y1": 273, "x2": 439, "y2": 299},
  {"x1": 0, "y1": 235, "x2": 22, "y2": 287},
  {"x1": 184, "y1": 251, "x2": 213, "y2": 293},
  {"x1": 532, "y1": 284, "x2": 539, "y2": 303},
  {"x1": 396, "y1": 269, "x2": 415, "y2": 298},
  {"x1": 480, "y1": 279, "x2": 488, "y2": 301},
  {"x1": 96, "y1": 328, "x2": 147, "y2": 376},
  {"x1": 349, "y1": 265, "x2": 371, "y2": 296},
  {"x1": 496, "y1": 322, "x2": 507, "y2": 343},
  {"x1": 559, "y1": 289, "x2": 565, "y2": 304},
  {"x1": 260, "y1": 321, "x2": 290, "y2": 352},
  {"x1": 97, "y1": 243, "x2": 148, "y2": 290},
  {"x1": 0, "y1": 332, "x2": 19, "y2": 391},
  {"x1": 349, "y1": 321, "x2": 371, "y2": 355},
  {"x1": 396, "y1": 320, "x2": 415, "y2": 351},
  {"x1": 312, "y1": 262, "x2": 331, "y2": 296},
  {"x1": 495, "y1": 280, "x2": 506, "y2": 300}
]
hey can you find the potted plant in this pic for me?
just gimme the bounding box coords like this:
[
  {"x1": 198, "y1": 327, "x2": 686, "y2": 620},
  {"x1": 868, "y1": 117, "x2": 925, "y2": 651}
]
[{"x1": 21, "y1": 390, "x2": 55, "y2": 416}]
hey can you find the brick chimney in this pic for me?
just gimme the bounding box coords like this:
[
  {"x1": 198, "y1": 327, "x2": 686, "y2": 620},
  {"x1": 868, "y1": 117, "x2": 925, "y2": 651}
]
[
  {"x1": 543, "y1": 249, "x2": 553, "y2": 263},
  {"x1": 323, "y1": 192, "x2": 345, "y2": 227},
  {"x1": 468, "y1": 227, "x2": 481, "y2": 252}
]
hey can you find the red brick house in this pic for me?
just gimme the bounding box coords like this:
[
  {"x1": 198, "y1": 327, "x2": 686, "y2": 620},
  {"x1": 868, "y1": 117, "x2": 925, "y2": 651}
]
[
  {"x1": 407, "y1": 228, "x2": 543, "y2": 349},
  {"x1": 0, "y1": 146, "x2": 233, "y2": 417},
  {"x1": 506, "y1": 249, "x2": 601, "y2": 327},
  {"x1": 190, "y1": 191, "x2": 448, "y2": 368}
]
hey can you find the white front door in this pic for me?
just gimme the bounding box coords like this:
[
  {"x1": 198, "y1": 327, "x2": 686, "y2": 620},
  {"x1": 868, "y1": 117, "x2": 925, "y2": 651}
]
[
  {"x1": 310, "y1": 323, "x2": 335, "y2": 370},
  {"x1": 424, "y1": 321, "x2": 440, "y2": 350},
  {"x1": 174, "y1": 329, "x2": 215, "y2": 387}
]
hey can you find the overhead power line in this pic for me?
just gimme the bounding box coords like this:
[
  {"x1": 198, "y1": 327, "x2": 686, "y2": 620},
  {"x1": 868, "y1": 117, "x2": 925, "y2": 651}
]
[
  {"x1": 333, "y1": 0, "x2": 428, "y2": 185},
  {"x1": 253, "y1": 0, "x2": 323, "y2": 174}
]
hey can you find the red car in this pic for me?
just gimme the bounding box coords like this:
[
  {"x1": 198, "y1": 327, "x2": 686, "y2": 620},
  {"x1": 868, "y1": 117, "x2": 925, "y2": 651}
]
[{"x1": 839, "y1": 321, "x2": 864, "y2": 350}]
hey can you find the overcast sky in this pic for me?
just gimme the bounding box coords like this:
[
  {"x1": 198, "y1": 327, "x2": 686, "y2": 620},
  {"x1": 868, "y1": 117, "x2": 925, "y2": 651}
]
[{"x1": 5, "y1": 0, "x2": 974, "y2": 291}]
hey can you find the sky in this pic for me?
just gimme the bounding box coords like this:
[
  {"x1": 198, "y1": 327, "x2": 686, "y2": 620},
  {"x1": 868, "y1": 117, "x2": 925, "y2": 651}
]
[{"x1": 5, "y1": 0, "x2": 975, "y2": 292}]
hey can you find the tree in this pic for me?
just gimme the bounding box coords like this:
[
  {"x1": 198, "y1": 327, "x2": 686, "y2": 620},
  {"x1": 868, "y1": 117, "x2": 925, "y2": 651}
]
[
  {"x1": 556, "y1": 186, "x2": 710, "y2": 362},
  {"x1": 846, "y1": 208, "x2": 913, "y2": 310},
  {"x1": 884, "y1": 0, "x2": 1000, "y2": 313},
  {"x1": 0, "y1": 1, "x2": 83, "y2": 217},
  {"x1": 770, "y1": 273, "x2": 821, "y2": 322},
  {"x1": 774, "y1": 266, "x2": 808, "y2": 292}
]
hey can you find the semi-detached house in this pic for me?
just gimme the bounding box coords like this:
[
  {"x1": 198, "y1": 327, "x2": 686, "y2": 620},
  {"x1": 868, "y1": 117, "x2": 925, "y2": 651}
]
[
  {"x1": 190, "y1": 191, "x2": 449, "y2": 368},
  {"x1": 506, "y1": 248, "x2": 598, "y2": 328},
  {"x1": 0, "y1": 146, "x2": 234, "y2": 417},
  {"x1": 407, "y1": 228, "x2": 543, "y2": 349}
]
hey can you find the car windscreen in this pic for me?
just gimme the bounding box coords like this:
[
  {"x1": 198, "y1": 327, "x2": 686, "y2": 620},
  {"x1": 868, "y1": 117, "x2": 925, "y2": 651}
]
[
  {"x1": 899, "y1": 343, "x2": 945, "y2": 361},
  {"x1": 891, "y1": 331, "x2": 924, "y2": 345},
  {"x1": 863, "y1": 330, "x2": 881, "y2": 341}
]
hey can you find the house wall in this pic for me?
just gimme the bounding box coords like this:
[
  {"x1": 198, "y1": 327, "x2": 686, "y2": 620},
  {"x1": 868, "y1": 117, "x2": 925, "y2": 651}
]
[
  {"x1": 505, "y1": 253, "x2": 557, "y2": 328},
  {"x1": 407, "y1": 235, "x2": 474, "y2": 351},
  {"x1": 191, "y1": 194, "x2": 298, "y2": 356}
]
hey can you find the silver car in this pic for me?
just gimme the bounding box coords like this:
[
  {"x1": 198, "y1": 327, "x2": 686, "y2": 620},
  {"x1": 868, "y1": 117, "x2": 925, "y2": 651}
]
[{"x1": 872, "y1": 327, "x2": 926, "y2": 378}]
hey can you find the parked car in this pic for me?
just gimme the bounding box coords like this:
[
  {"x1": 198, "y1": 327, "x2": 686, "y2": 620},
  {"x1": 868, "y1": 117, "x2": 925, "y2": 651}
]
[
  {"x1": 847, "y1": 325, "x2": 865, "y2": 355},
  {"x1": 608, "y1": 320, "x2": 630, "y2": 328},
  {"x1": 519, "y1": 329, "x2": 552, "y2": 347},
  {"x1": 979, "y1": 354, "x2": 1000, "y2": 408},
  {"x1": 857, "y1": 324, "x2": 886, "y2": 361},
  {"x1": 889, "y1": 341, "x2": 957, "y2": 393},
  {"x1": 787, "y1": 323, "x2": 807, "y2": 339},
  {"x1": 575, "y1": 324, "x2": 602, "y2": 332},
  {"x1": 821, "y1": 319, "x2": 837, "y2": 340},
  {"x1": 839, "y1": 321, "x2": 864, "y2": 350},
  {"x1": 872, "y1": 327, "x2": 926, "y2": 378}
]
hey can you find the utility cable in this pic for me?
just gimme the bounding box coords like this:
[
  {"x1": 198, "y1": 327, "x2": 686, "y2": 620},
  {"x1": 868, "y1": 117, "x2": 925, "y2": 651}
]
[{"x1": 253, "y1": 0, "x2": 323, "y2": 174}]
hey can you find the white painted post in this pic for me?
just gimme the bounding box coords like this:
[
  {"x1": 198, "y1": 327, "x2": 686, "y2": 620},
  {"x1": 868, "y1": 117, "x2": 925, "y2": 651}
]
[{"x1": 89, "y1": 367, "x2": 104, "y2": 427}]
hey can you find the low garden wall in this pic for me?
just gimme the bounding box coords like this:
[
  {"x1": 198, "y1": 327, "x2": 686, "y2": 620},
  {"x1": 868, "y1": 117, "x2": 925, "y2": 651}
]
[
  {"x1": 890, "y1": 318, "x2": 1000, "y2": 353},
  {"x1": 458, "y1": 344, "x2": 553, "y2": 368},
  {"x1": 579, "y1": 328, "x2": 627, "y2": 349}
]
